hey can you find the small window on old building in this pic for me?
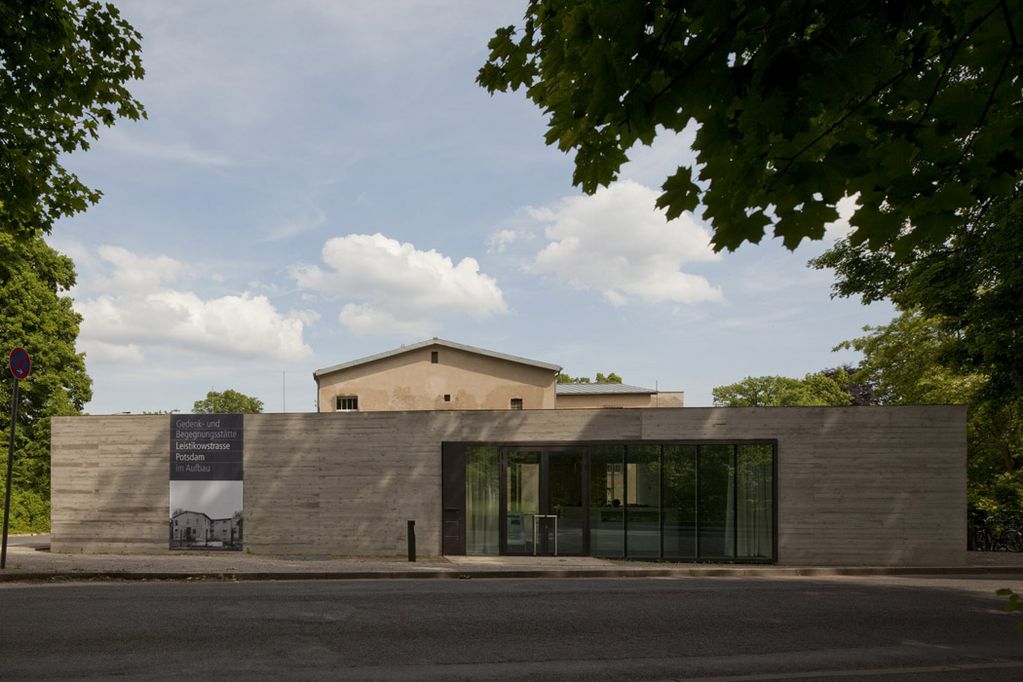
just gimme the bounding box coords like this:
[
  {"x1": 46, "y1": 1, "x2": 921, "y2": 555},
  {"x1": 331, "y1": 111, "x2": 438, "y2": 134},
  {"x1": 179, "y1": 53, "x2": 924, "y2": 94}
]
[
  {"x1": 510, "y1": 398, "x2": 523, "y2": 410},
  {"x1": 444, "y1": 394, "x2": 451, "y2": 402},
  {"x1": 431, "y1": 351, "x2": 439, "y2": 363},
  {"x1": 336, "y1": 396, "x2": 359, "y2": 411}
]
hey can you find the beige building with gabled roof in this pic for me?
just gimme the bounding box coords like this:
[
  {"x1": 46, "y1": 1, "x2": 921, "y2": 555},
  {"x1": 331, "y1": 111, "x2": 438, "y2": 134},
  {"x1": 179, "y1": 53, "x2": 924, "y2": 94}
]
[
  {"x1": 313, "y1": 338, "x2": 683, "y2": 412},
  {"x1": 314, "y1": 338, "x2": 561, "y2": 412}
]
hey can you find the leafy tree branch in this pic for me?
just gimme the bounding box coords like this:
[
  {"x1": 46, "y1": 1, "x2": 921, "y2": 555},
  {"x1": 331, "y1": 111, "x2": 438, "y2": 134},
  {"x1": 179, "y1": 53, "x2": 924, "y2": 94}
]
[{"x1": 479, "y1": 1, "x2": 1023, "y2": 256}]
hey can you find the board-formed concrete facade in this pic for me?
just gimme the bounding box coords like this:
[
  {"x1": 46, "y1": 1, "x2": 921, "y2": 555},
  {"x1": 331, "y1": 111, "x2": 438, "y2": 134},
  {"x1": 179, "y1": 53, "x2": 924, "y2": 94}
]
[{"x1": 51, "y1": 406, "x2": 967, "y2": 565}]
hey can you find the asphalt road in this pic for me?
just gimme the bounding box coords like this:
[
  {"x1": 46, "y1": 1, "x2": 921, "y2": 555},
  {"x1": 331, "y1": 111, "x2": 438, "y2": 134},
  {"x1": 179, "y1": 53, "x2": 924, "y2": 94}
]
[{"x1": 2, "y1": 575, "x2": 1021, "y2": 680}]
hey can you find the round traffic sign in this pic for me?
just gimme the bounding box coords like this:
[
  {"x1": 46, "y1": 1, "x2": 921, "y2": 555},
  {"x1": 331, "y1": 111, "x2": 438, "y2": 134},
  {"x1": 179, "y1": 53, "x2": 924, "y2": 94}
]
[{"x1": 8, "y1": 347, "x2": 30, "y2": 380}]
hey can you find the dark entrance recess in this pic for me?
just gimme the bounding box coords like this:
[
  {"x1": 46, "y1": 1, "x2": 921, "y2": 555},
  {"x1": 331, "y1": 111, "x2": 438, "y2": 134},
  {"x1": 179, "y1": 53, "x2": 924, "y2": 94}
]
[{"x1": 441, "y1": 444, "x2": 465, "y2": 555}]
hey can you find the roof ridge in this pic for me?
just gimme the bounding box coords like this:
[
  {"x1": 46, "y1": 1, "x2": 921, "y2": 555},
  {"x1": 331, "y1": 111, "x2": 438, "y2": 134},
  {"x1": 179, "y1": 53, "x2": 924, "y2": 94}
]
[{"x1": 313, "y1": 338, "x2": 562, "y2": 377}]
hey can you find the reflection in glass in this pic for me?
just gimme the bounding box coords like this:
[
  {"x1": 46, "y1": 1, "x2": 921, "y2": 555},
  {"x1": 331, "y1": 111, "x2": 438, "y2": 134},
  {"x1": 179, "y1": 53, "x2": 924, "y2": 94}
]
[
  {"x1": 737, "y1": 444, "x2": 774, "y2": 558},
  {"x1": 589, "y1": 445, "x2": 625, "y2": 557},
  {"x1": 626, "y1": 445, "x2": 661, "y2": 558},
  {"x1": 505, "y1": 451, "x2": 540, "y2": 555},
  {"x1": 477, "y1": 442, "x2": 771, "y2": 561},
  {"x1": 698, "y1": 445, "x2": 735, "y2": 558},
  {"x1": 465, "y1": 447, "x2": 499, "y2": 555},
  {"x1": 548, "y1": 451, "x2": 585, "y2": 555},
  {"x1": 663, "y1": 445, "x2": 697, "y2": 558}
]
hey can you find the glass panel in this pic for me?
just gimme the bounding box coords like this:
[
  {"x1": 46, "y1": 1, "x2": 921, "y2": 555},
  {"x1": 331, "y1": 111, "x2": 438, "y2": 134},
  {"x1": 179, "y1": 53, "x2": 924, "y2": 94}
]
[
  {"x1": 491, "y1": 441, "x2": 772, "y2": 562},
  {"x1": 736, "y1": 444, "x2": 774, "y2": 559},
  {"x1": 589, "y1": 445, "x2": 625, "y2": 558},
  {"x1": 465, "y1": 446, "x2": 500, "y2": 555},
  {"x1": 698, "y1": 444, "x2": 735, "y2": 558},
  {"x1": 505, "y1": 451, "x2": 540, "y2": 555},
  {"x1": 663, "y1": 445, "x2": 697, "y2": 559},
  {"x1": 626, "y1": 445, "x2": 661, "y2": 558},
  {"x1": 547, "y1": 451, "x2": 585, "y2": 555}
]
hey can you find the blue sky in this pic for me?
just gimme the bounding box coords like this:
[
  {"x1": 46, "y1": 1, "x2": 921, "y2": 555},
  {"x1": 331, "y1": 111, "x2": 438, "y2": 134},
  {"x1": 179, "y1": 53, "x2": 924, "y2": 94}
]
[{"x1": 51, "y1": 1, "x2": 894, "y2": 414}]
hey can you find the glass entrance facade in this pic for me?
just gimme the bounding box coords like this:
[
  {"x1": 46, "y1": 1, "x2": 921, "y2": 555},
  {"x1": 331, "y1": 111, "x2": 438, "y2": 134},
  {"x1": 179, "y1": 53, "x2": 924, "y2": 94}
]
[
  {"x1": 499, "y1": 448, "x2": 587, "y2": 555},
  {"x1": 461, "y1": 442, "x2": 775, "y2": 562}
]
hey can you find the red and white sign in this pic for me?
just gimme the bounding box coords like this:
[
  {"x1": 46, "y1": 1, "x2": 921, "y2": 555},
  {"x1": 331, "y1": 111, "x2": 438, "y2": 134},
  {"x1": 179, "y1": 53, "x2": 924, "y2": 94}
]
[{"x1": 8, "y1": 347, "x2": 30, "y2": 381}]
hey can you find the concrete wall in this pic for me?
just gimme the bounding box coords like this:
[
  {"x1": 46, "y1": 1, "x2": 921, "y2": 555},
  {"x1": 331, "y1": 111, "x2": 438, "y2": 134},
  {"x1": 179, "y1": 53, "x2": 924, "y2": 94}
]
[
  {"x1": 316, "y1": 345, "x2": 557, "y2": 412},
  {"x1": 556, "y1": 391, "x2": 684, "y2": 409},
  {"x1": 51, "y1": 406, "x2": 967, "y2": 565}
]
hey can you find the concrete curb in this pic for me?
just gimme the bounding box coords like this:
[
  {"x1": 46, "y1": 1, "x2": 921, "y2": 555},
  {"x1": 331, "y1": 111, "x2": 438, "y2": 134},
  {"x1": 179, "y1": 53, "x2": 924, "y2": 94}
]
[{"x1": 2, "y1": 565, "x2": 1021, "y2": 583}]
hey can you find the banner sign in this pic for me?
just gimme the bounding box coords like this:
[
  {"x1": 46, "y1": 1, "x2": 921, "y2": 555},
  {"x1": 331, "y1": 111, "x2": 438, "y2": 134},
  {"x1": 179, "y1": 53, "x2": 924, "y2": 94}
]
[
  {"x1": 169, "y1": 414, "x2": 243, "y2": 551},
  {"x1": 170, "y1": 414, "x2": 243, "y2": 480}
]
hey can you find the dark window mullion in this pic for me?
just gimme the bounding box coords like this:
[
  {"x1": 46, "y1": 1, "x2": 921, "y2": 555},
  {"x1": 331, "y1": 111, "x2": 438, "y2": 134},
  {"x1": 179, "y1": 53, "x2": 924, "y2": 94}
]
[
  {"x1": 732, "y1": 444, "x2": 738, "y2": 560},
  {"x1": 617, "y1": 443, "x2": 626, "y2": 560},
  {"x1": 658, "y1": 445, "x2": 664, "y2": 559},
  {"x1": 694, "y1": 446, "x2": 701, "y2": 559},
  {"x1": 583, "y1": 449, "x2": 591, "y2": 556},
  {"x1": 498, "y1": 450, "x2": 507, "y2": 555}
]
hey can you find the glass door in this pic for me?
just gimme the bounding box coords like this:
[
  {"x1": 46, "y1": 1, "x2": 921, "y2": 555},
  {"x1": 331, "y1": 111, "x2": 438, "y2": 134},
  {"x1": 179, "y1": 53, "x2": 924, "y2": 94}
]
[
  {"x1": 503, "y1": 450, "x2": 540, "y2": 555},
  {"x1": 501, "y1": 448, "x2": 587, "y2": 555}
]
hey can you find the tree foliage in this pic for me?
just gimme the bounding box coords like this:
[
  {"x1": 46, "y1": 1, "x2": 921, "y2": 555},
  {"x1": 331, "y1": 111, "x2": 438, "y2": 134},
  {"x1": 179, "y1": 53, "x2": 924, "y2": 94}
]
[
  {"x1": 479, "y1": 1, "x2": 1023, "y2": 256},
  {"x1": 193, "y1": 390, "x2": 264, "y2": 415},
  {"x1": 814, "y1": 195, "x2": 1023, "y2": 407},
  {"x1": 0, "y1": 0, "x2": 145, "y2": 532},
  {"x1": 821, "y1": 364, "x2": 877, "y2": 406},
  {"x1": 996, "y1": 588, "x2": 1023, "y2": 631},
  {"x1": 1, "y1": 0, "x2": 146, "y2": 236},
  {"x1": 557, "y1": 371, "x2": 623, "y2": 384},
  {"x1": 836, "y1": 311, "x2": 986, "y2": 405},
  {"x1": 712, "y1": 373, "x2": 851, "y2": 407},
  {"x1": 0, "y1": 234, "x2": 92, "y2": 532}
]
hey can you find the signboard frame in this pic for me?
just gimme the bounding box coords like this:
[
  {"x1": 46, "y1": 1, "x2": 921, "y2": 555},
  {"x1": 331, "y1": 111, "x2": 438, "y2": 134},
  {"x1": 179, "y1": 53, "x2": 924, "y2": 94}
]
[{"x1": 169, "y1": 414, "x2": 244, "y2": 551}]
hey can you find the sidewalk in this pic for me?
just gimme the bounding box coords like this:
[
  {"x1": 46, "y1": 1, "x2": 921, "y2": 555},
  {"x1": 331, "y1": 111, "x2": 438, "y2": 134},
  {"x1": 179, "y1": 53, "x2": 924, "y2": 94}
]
[{"x1": 2, "y1": 536, "x2": 1021, "y2": 582}]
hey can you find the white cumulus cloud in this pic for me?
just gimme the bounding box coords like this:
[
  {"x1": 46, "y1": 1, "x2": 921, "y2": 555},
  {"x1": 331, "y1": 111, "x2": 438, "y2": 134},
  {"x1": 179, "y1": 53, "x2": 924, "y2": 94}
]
[
  {"x1": 75, "y1": 246, "x2": 313, "y2": 363},
  {"x1": 823, "y1": 193, "x2": 861, "y2": 241},
  {"x1": 618, "y1": 123, "x2": 699, "y2": 189},
  {"x1": 292, "y1": 233, "x2": 508, "y2": 335},
  {"x1": 529, "y1": 180, "x2": 723, "y2": 306},
  {"x1": 94, "y1": 245, "x2": 188, "y2": 291}
]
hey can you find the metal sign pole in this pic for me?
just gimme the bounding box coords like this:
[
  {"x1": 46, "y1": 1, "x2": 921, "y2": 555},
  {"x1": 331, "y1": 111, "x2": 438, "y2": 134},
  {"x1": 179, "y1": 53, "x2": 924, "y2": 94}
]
[{"x1": 1, "y1": 378, "x2": 20, "y2": 569}]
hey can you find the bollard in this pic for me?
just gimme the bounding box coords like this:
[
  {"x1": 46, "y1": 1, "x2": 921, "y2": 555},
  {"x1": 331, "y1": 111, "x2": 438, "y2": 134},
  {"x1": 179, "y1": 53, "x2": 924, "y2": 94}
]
[{"x1": 407, "y1": 519, "x2": 416, "y2": 562}]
